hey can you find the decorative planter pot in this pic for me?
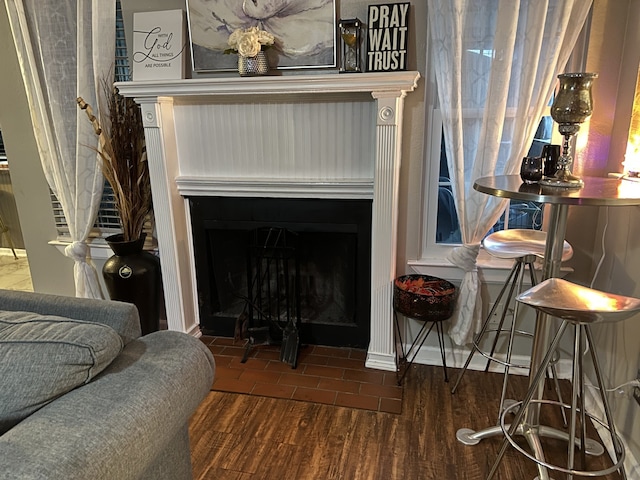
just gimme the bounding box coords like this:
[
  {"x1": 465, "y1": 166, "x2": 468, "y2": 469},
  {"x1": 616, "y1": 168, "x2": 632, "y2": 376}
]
[
  {"x1": 103, "y1": 234, "x2": 162, "y2": 335},
  {"x1": 238, "y1": 51, "x2": 269, "y2": 76},
  {"x1": 393, "y1": 274, "x2": 457, "y2": 322}
]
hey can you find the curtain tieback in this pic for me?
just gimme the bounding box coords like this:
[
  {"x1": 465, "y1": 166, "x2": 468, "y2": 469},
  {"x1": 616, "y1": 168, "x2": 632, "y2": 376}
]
[
  {"x1": 448, "y1": 244, "x2": 480, "y2": 273},
  {"x1": 65, "y1": 241, "x2": 88, "y2": 262}
]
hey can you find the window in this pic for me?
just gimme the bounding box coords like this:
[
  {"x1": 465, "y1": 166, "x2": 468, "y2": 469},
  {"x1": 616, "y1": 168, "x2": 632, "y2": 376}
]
[
  {"x1": 435, "y1": 115, "x2": 550, "y2": 245},
  {"x1": 420, "y1": 28, "x2": 557, "y2": 257},
  {"x1": 420, "y1": 101, "x2": 554, "y2": 265},
  {"x1": 115, "y1": 1, "x2": 131, "y2": 83},
  {"x1": 51, "y1": 0, "x2": 129, "y2": 238},
  {"x1": 417, "y1": 4, "x2": 591, "y2": 270}
]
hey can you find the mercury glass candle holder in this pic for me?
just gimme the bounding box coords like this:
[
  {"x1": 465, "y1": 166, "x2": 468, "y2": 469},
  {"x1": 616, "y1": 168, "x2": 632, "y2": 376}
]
[{"x1": 540, "y1": 72, "x2": 598, "y2": 189}]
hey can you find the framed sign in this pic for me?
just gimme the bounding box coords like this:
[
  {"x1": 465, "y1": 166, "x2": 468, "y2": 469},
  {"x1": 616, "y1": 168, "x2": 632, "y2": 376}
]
[
  {"x1": 132, "y1": 10, "x2": 186, "y2": 81},
  {"x1": 186, "y1": 0, "x2": 336, "y2": 72},
  {"x1": 366, "y1": 2, "x2": 409, "y2": 72}
]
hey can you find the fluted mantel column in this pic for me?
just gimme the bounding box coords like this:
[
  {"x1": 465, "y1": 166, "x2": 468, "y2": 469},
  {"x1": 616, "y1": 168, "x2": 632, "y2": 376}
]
[
  {"x1": 137, "y1": 97, "x2": 199, "y2": 335},
  {"x1": 365, "y1": 91, "x2": 408, "y2": 371}
]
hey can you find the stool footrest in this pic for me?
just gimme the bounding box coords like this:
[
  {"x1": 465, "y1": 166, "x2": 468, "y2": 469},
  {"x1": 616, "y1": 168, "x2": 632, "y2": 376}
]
[
  {"x1": 472, "y1": 328, "x2": 534, "y2": 370},
  {"x1": 500, "y1": 399, "x2": 624, "y2": 477}
]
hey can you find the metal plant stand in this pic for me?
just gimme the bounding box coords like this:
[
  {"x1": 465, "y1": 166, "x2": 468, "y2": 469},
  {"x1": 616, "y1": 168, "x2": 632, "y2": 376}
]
[{"x1": 393, "y1": 274, "x2": 456, "y2": 385}]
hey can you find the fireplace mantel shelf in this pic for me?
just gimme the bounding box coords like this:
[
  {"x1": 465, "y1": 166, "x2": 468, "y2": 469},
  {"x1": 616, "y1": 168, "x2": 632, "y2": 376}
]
[
  {"x1": 116, "y1": 71, "x2": 420, "y2": 99},
  {"x1": 120, "y1": 71, "x2": 421, "y2": 372}
]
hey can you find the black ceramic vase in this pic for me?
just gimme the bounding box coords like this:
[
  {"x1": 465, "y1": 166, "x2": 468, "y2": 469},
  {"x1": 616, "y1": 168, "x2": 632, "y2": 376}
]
[{"x1": 103, "y1": 234, "x2": 161, "y2": 335}]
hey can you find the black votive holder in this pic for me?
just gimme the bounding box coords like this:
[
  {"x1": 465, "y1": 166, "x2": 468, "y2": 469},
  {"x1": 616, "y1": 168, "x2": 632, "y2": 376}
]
[
  {"x1": 542, "y1": 144, "x2": 561, "y2": 178},
  {"x1": 520, "y1": 156, "x2": 543, "y2": 184}
]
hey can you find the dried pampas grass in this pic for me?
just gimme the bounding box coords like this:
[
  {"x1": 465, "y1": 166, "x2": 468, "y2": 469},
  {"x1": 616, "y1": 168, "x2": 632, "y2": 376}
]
[{"x1": 78, "y1": 80, "x2": 151, "y2": 242}]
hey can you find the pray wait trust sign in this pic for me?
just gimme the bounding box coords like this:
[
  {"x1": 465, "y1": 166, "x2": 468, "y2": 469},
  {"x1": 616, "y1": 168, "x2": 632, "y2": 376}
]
[{"x1": 367, "y1": 2, "x2": 409, "y2": 72}]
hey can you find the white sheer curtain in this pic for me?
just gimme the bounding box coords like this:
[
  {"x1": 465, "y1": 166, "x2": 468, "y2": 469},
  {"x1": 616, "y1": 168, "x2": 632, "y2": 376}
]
[
  {"x1": 427, "y1": 0, "x2": 593, "y2": 345},
  {"x1": 5, "y1": 0, "x2": 115, "y2": 298}
]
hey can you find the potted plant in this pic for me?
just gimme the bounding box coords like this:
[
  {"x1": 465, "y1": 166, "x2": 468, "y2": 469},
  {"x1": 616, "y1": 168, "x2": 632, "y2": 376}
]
[
  {"x1": 77, "y1": 83, "x2": 161, "y2": 335},
  {"x1": 225, "y1": 26, "x2": 275, "y2": 76}
]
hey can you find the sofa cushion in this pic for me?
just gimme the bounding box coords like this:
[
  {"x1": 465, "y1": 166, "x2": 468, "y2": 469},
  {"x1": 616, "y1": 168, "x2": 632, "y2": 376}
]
[{"x1": 0, "y1": 310, "x2": 124, "y2": 433}]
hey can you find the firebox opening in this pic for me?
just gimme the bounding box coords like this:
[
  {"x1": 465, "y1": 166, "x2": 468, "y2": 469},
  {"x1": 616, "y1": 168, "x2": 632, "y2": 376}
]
[{"x1": 189, "y1": 197, "x2": 372, "y2": 348}]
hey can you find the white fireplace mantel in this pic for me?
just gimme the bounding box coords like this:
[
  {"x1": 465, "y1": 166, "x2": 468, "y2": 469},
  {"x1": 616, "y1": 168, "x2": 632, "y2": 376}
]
[{"x1": 117, "y1": 71, "x2": 420, "y2": 371}]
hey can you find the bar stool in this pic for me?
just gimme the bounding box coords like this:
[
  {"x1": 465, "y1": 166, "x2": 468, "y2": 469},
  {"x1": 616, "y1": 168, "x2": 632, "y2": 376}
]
[
  {"x1": 487, "y1": 278, "x2": 640, "y2": 479},
  {"x1": 451, "y1": 229, "x2": 573, "y2": 424}
]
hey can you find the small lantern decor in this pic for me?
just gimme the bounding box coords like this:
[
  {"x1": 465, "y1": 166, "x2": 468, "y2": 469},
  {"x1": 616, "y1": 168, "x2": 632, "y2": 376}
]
[{"x1": 339, "y1": 18, "x2": 362, "y2": 73}]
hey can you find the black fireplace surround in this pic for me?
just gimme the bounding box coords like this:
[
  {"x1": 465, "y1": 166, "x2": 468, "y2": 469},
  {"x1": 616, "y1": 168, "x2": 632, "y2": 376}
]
[{"x1": 189, "y1": 197, "x2": 372, "y2": 348}]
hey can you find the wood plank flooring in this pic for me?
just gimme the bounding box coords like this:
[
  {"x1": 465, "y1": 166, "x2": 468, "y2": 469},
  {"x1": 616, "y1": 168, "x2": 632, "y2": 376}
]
[{"x1": 189, "y1": 364, "x2": 622, "y2": 480}]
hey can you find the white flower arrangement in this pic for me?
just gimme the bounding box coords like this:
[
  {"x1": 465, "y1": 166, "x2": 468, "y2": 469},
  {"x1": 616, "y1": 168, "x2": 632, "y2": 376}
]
[{"x1": 226, "y1": 26, "x2": 275, "y2": 58}]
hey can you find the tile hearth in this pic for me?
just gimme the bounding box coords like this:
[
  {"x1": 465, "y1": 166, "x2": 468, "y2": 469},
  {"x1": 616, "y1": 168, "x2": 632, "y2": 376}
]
[{"x1": 201, "y1": 336, "x2": 404, "y2": 414}]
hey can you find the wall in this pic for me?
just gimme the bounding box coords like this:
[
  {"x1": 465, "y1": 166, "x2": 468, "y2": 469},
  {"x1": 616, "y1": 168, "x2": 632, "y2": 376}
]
[
  {"x1": 0, "y1": 0, "x2": 427, "y2": 300},
  {"x1": 4, "y1": 0, "x2": 639, "y2": 424},
  {"x1": 2, "y1": 0, "x2": 639, "y2": 465},
  {"x1": 0, "y1": 169, "x2": 25, "y2": 249},
  {"x1": 118, "y1": 0, "x2": 427, "y2": 276},
  {"x1": 577, "y1": 0, "x2": 640, "y2": 472},
  {"x1": 4, "y1": 0, "x2": 430, "y2": 302},
  {"x1": 0, "y1": 5, "x2": 74, "y2": 296}
]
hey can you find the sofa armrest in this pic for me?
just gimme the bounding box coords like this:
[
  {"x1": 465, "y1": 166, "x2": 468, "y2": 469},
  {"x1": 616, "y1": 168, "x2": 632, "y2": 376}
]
[
  {"x1": 0, "y1": 289, "x2": 141, "y2": 344},
  {"x1": 0, "y1": 331, "x2": 215, "y2": 480}
]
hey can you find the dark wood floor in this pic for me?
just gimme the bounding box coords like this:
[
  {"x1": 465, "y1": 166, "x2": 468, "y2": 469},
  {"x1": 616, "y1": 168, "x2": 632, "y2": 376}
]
[{"x1": 189, "y1": 363, "x2": 623, "y2": 480}]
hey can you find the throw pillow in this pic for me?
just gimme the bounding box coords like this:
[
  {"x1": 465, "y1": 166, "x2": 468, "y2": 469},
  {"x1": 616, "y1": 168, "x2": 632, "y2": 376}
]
[{"x1": 0, "y1": 311, "x2": 124, "y2": 433}]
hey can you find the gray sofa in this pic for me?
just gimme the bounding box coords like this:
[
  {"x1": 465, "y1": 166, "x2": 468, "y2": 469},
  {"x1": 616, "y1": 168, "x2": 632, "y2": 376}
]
[{"x1": 0, "y1": 289, "x2": 215, "y2": 480}]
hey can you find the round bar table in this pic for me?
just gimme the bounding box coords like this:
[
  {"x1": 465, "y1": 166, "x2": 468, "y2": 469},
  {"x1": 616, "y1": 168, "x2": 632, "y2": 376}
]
[{"x1": 457, "y1": 174, "x2": 640, "y2": 480}]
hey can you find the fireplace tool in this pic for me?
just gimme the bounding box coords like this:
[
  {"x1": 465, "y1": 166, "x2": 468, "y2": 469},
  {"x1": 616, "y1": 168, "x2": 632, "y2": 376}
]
[{"x1": 240, "y1": 227, "x2": 301, "y2": 368}]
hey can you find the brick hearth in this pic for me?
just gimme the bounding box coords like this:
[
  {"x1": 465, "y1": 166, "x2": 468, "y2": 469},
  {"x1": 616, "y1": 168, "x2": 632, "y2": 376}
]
[{"x1": 201, "y1": 336, "x2": 405, "y2": 414}]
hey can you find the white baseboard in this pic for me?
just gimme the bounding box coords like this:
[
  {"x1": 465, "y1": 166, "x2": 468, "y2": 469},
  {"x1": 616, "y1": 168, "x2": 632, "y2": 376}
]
[
  {"x1": 405, "y1": 342, "x2": 573, "y2": 378},
  {"x1": 583, "y1": 382, "x2": 639, "y2": 478},
  {"x1": 0, "y1": 247, "x2": 26, "y2": 258}
]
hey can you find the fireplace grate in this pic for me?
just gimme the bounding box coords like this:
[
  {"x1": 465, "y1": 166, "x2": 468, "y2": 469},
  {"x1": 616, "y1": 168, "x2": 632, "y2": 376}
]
[{"x1": 238, "y1": 227, "x2": 301, "y2": 368}]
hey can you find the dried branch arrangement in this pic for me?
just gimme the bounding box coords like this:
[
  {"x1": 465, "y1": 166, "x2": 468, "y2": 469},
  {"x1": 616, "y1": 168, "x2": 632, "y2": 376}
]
[{"x1": 77, "y1": 82, "x2": 151, "y2": 242}]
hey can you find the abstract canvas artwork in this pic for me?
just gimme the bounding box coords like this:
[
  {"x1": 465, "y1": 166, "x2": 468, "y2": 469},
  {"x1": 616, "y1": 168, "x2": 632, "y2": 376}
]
[{"x1": 186, "y1": 0, "x2": 336, "y2": 72}]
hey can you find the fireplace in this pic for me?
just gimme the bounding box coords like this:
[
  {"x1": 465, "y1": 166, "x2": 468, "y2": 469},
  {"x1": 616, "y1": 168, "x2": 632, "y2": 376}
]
[
  {"x1": 190, "y1": 196, "x2": 372, "y2": 347},
  {"x1": 117, "y1": 72, "x2": 419, "y2": 371}
]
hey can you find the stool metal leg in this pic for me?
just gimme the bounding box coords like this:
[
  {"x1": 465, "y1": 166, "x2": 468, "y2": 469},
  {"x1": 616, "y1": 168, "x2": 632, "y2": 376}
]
[
  {"x1": 487, "y1": 321, "x2": 568, "y2": 480},
  {"x1": 528, "y1": 259, "x2": 570, "y2": 429},
  {"x1": 453, "y1": 255, "x2": 568, "y2": 429},
  {"x1": 585, "y1": 326, "x2": 627, "y2": 480},
  {"x1": 488, "y1": 320, "x2": 626, "y2": 480},
  {"x1": 549, "y1": 354, "x2": 568, "y2": 427},
  {"x1": 453, "y1": 257, "x2": 567, "y2": 425},
  {"x1": 483, "y1": 261, "x2": 523, "y2": 372},
  {"x1": 496, "y1": 259, "x2": 530, "y2": 423},
  {"x1": 529, "y1": 261, "x2": 568, "y2": 428},
  {"x1": 567, "y1": 324, "x2": 583, "y2": 478},
  {"x1": 451, "y1": 261, "x2": 520, "y2": 394}
]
